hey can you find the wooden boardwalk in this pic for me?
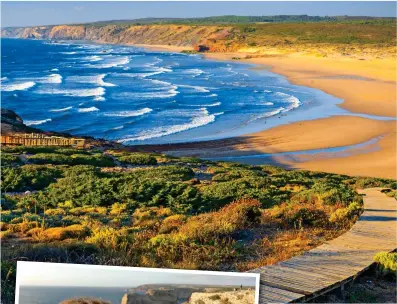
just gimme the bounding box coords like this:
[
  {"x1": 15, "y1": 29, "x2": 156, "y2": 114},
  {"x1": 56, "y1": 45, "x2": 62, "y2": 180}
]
[
  {"x1": 250, "y1": 188, "x2": 397, "y2": 303},
  {"x1": 1, "y1": 133, "x2": 85, "y2": 147}
]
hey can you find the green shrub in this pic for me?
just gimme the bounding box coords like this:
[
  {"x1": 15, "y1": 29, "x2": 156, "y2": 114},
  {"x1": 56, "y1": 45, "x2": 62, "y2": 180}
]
[
  {"x1": 2, "y1": 146, "x2": 57, "y2": 154},
  {"x1": 45, "y1": 208, "x2": 66, "y2": 216},
  {"x1": 1, "y1": 153, "x2": 22, "y2": 167},
  {"x1": 28, "y1": 153, "x2": 114, "y2": 167},
  {"x1": 329, "y1": 202, "x2": 362, "y2": 226},
  {"x1": 86, "y1": 227, "x2": 130, "y2": 249},
  {"x1": 374, "y1": 252, "x2": 397, "y2": 278},
  {"x1": 118, "y1": 153, "x2": 157, "y2": 165},
  {"x1": 1, "y1": 165, "x2": 62, "y2": 192}
]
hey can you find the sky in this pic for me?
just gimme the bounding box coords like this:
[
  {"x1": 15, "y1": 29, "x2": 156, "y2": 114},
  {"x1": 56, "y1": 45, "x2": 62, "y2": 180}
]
[
  {"x1": 17, "y1": 262, "x2": 258, "y2": 288},
  {"x1": 2, "y1": 1, "x2": 396, "y2": 27}
]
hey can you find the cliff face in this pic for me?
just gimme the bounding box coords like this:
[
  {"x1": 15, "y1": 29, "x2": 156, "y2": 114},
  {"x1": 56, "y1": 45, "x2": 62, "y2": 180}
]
[
  {"x1": 1, "y1": 108, "x2": 41, "y2": 135},
  {"x1": 1, "y1": 24, "x2": 239, "y2": 51}
]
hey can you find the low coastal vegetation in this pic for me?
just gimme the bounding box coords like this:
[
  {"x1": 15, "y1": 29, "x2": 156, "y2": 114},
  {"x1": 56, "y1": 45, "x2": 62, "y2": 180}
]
[{"x1": 1, "y1": 146, "x2": 395, "y2": 303}]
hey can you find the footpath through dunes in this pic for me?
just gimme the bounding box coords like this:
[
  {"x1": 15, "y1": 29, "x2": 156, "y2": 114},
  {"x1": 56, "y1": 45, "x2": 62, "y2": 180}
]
[{"x1": 250, "y1": 188, "x2": 397, "y2": 303}]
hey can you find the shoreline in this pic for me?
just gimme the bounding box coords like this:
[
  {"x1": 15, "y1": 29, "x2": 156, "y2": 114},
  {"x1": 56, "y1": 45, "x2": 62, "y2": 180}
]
[
  {"x1": 3, "y1": 38, "x2": 396, "y2": 178},
  {"x1": 128, "y1": 44, "x2": 396, "y2": 179}
]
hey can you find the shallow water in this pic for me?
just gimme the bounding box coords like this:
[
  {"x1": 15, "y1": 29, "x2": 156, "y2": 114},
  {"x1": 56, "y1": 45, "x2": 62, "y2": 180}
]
[{"x1": 1, "y1": 38, "x2": 392, "y2": 145}]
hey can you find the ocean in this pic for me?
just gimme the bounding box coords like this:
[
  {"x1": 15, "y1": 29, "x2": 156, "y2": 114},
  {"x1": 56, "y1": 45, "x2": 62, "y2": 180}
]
[
  {"x1": 1, "y1": 38, "x2": 344, "y2": 145},
  {"x1": 18, "y1": 286, "x2": 128, "y2": 304}
]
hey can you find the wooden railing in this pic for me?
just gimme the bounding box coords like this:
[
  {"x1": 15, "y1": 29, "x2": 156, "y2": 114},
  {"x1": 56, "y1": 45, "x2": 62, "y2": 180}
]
[{"x1": 1, "y1": 133, "x2": 85, "y2": 148}]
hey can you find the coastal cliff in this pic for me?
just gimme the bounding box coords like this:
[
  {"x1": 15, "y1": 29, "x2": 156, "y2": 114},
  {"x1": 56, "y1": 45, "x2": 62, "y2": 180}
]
[{"x1": 1, "y1": 24, "x2": 239, "y2": 52}]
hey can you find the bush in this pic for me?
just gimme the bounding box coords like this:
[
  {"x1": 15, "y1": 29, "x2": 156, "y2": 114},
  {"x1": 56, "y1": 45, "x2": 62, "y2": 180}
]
[
  {"x1": 41, "y1": 225, "x2": 90, "y2": 241},
  {"x1": 152, "y1": 198, "x2": 261, "y2": 244},
  {"x1": 118, "y1": 153, "x2": 157, "y2": 166},
  {"x1": 7, "y1": 221, "x2": 39, "y2": 233},
  {"x1": 1, "y1": 165, "x2": 62, "y2": 192},
  {"x1": 0, "y1": 222, "x2": 8, "y2": 231},
  {"x1": 1, "y1": 153, "x2": 22, "y2": 167},
  {"x1": 85, "y1": 227, "x2": 130, "y2": 249},
  {"x1": 374, "y1": 252, "x2": 397, "y2": 278},
  {"x1": 158, "y1": 214, "x2": 187, "y2": 234},
  {"x1": 45, "y1": 208, "x2": 66, "y2": 216},
  {"x1": 29, "y1": 153, "x2": 114, "y2": 167},
  {"x1": 264, "y1": 203, "x2": 329, "y2": 228},
  {"x1": 109, "y1": 203, "x2": 127, "y2": 216},
  {"x1": 329, "y1": 202, "x2": 362, "y2": 227}
]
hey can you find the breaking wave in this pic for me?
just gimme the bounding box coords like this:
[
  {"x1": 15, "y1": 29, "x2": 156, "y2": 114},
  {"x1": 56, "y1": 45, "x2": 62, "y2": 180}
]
[
  {"x1": 78, "y1": 107, "x2": 99, "y2": 113},
  {"x1": 118, "y1": 108, "x2": 215, "y2": 142},
  {"x1": 1, "y1": 81, "x2": 36, "y2": 92},
  {"x1": 67, "y1": 74, "x2": 116, "y2": 87},
  {"x1": 36, "y1": 87, "x2": 105, "y2": 98},
  {"x1": 50, "y1": 106, "x2": 73, "y2": 112},
  {"x1": 25, "y1": 118, "x2": 52, "y2": 126},
  {"x1": 103, "y1": 108, "x2": 153, "y2": 117}
]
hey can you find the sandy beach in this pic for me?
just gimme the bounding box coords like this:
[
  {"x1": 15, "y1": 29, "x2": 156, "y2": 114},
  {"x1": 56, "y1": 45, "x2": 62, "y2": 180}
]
[{"x1": 131, "y1": 46, "x2": 396, "y2": 179}]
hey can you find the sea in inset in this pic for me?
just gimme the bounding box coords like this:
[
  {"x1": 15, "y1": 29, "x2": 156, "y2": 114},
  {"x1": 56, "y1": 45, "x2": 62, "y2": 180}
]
[
  {"x1": 18, "y1": 286, "x2": 128, "y2": 304},
  {"x1": 1, "y1": 38, "x2": 346, "y2": 145}
]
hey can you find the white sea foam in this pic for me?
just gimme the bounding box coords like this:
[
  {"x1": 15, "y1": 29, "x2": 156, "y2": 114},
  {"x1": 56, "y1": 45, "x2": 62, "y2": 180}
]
[
  {"x1": 103, "y1": 108, "x2": 152, "y2": 117},
  {"x1": 37, "y1": 87, "x2": 105, "y2": 98},
  {"x1": 177, "y1": 84, "x2": 210, "y2": 93},
  {"x1": 61, "y1": 51, "x2": 77, "y2": 55},
  {"x1": 112, "y1": 126, "x2": 124, "y2": 130},
  {"x1": 118, "y1": 108, "x2": 215, "y2": 142},
  {"x1": 248, "y1": 107, "x2": 285, "y2": 123},
  {"x1": 124, "y1": 88, "x2": 179, "y2": 99},
  {"x1": 273, "y1": 92, "x2": 301, "y2": 110},
  {"x1": 200, "y1": 93, "x2": 218, "y2": 98},
  {"x1": 50, "y1": 106, "x2": 73, "y2": 112},
  {"x1": 44, "y1": 74, "x2": 63, "y2": 84},
  {"x1": 94, "y1": 96, "x2": 106, "y2": 101},
  {"x1": 185, "y1": 102, "x2": 221, "y2": 107},
  {"x1": 25, "y1": 118, "x2": 52, "y2": 126},
  {"x1": 144, "y1": 57, "x2": 163, "y2": 67},
  {"x1": 182, "y1": 69, "x2": 205, "y2": 77},
  {"x1": 51, "y1": 68, "x2": 59, "y2": 72},
  {"x1": 88, "y1": 56, "x2": 130, "y2": 68},
  {"x1": 67, "y1": 74, "x2": 116, "y2": 87},
  {"x1": 83, "y1": 55, "x2": 103, "y2": 62},
  {"x1": 1, "y1": 77, "x2": 8, "y2": 81},
  {"x1": 78, "y1": 107, "x2": 99, "y2": 113},
  {"x1": 1, "y1": 81, "x2": 36, "y2": 92},
  {"x1": 263, "y1": 102, "x2": 274, "y2": 106}
]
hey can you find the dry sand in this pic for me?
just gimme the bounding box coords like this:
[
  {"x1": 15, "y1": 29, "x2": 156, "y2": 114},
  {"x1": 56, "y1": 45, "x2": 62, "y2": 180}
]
[{"x1": 133, "y1": 45, "x2": 397, "y2": 179}]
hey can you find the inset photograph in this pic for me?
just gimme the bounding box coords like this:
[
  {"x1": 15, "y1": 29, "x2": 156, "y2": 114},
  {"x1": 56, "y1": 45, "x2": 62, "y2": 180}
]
[{"x1": 15, "y1": 261, "x2": 259, "y2": 304}]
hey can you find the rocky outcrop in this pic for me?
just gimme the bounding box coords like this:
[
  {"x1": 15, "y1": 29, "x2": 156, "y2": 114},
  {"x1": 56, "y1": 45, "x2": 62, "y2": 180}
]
[
  {"x1": 189, "y1": 290, "x2": 256, "y2": 304},
  {"x1": 121, "y1": 289, "x2": 178, "y2": 304},
  {"x1": 60, "y1": 298, "x2": 111, "y2": 304},
  {"x1": 1, "y1": 24, "x2": 238, "y2": 52},
  {"x1": 1, "y1": 108, "x2": 41, "y2": 134}
]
